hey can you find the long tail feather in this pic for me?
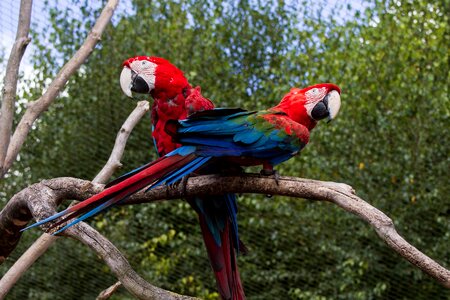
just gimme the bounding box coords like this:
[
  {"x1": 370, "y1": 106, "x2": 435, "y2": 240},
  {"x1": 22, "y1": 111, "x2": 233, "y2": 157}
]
[
  {"x1": 22, "y1": 151, "x2": 210, "y2": 233},
  {"x1": 224, "y1": 193, "x2": 240, "y2": 254},
  {"x1": 197, "y1": 212, "x2": 245, "y2": 300},
  {"x1": 189, "y1": 194, "x2": 245, "y2": 300},
  {"x1": 146, "y1": 156, "x2": 211, "y2": 191},
  {"x1": 105, "y1": 156, "x2": 165, "y2": 188}
]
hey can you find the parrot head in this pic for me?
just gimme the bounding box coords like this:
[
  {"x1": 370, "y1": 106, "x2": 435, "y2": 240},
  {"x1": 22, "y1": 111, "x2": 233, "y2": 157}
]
[
  {"x1": 274, "y1": 83, "x2": 341, "y2": 129},
  {"x1": 120, "y1": 56, "x2": 191, "y2": 99}
]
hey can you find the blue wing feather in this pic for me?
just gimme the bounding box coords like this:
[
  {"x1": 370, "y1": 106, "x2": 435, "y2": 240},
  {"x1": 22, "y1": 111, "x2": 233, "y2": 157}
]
[{"x1": 233, "y1": 128, "x2": 265, "y2": 145}]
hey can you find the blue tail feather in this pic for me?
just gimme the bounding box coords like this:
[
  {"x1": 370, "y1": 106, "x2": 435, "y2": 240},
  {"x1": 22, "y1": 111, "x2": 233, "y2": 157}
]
[
  {"x1": 194, "y1": 192, "x2": 240, "y2": 250},
  {"x1": 52, "y1": 197, "x2": 116, "y2": 235},
  {"x1": 224, "y1": 193, "x2": 240, "y2": 252},
  {"x1": 20, "y1": 208, "x2": 70, "y2": 232},
  {"x1": 145, "y1": 156, "x2": 204, "y2": 191},
  {"x1": 145, "y1": 156, "x2": 211, "y2": 191},
  {"x1": 195, "y1": 196, "x2": 224, "y2": 246},
  {"x1": 165, "y1": 157, "x2": 211, "y2": 185}
]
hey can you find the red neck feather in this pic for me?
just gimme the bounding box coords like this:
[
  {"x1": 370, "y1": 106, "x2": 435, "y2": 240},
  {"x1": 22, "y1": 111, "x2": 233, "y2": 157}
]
[{"x1": 271, "y1": 88, "x2": 317, "y2": 130}]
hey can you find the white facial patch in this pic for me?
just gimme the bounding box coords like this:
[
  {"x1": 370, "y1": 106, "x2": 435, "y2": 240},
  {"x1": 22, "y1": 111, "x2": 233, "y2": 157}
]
[
  {"x1": 304, "y1": 87, "x2": 328, "y2": 117},
  {"x1": 129, "y1": 60, "x2": 157, "y2": 91},
  {"x1": 327, "y1": 90, "x2": 341, "y2": 120}
]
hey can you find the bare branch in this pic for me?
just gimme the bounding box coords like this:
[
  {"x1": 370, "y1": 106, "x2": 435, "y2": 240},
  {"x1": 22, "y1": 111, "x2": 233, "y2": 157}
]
[
  {"x1": 64, "y1": 223, "x2": 198, "y2": 300},
  {"x1": 96, "y1": 282, "x2": 122, "y2": 300},
  {"x1": 0, "y1": 0, "x2": 33, "y2": 175},
  {"x1": 0, "y1": 177, "x2": 197, "y2": 300},
  {"x1": 0, "y1": 100, "x2": 149, "y2": 297},
  {"x1": 0, "y1": 175, "x2": 449, "y2": 290},
  {"x1": 0, "y1": 233, "x2": 55, "y2": 299},
  {"x1": 0, "y1": 0, "x2": 119, "y2": 178},
  {"x1": 93, "y1": 100, "x2": 150, "y2": 183}
]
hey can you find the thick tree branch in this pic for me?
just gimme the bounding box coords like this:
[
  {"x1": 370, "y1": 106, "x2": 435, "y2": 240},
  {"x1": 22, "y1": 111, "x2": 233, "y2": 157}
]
[
  {"x1": 0, "y1": 0, "x2": 32, "y2": 175},
  {"x1": 0, "y1": 177, "x2": 197, "y2": 300},
  {"x1": 64, "y1": 223, "x2": 198, "y2": 300},
  {"x1": 0, "y1": 100, "x2": 150, "y2": 298},
  {"x1": 0, "y1": 175, "x2": 449, "y2": 292},
  {"x1": 0, "y1": 0, "x2": 119, "y2": 178}
]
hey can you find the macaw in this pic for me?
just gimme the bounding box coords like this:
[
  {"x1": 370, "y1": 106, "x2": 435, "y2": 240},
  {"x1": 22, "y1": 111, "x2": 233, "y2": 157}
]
[
  {"x1": 119, "y1": 56, "x2": 215, "y2": 155},
  {"x1": 24, "y1": 61, "x2": 341, "y2": 299},
  {"x1": 119, "y1": 56, "x2": 245, "y2": 299}
]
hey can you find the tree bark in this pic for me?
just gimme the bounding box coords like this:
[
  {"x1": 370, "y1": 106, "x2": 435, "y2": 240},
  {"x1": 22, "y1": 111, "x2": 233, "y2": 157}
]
[
  {"x1": 0, "y1": 100, "x2": 150, "y2": 298},
  {"x1": 0, "y1": 0, "x2": 32, "y2": 175},
  {"x1": 64, "y1": 222, "x2": 198, "y2": 300},
  {"x1": 0, "y1": 174, "x2": 449, "y2": 294},
  {"x1": 0, "y1": 0, "x2": 119, "y2": 178}
]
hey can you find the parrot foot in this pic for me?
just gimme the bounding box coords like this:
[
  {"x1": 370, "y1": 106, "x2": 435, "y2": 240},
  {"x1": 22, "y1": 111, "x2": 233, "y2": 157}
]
[
  {"x1": 180, "y1": 175, "x2": 189, "y2": 197},
  {"x1": 165, "y1": 177, "x2": 188, "y2": 197},
  {"x1": 259, "y1": 168, "x2": 280, "y2": 186},
  {"x1": 176, "y1": 174, "x2": 196, "y2": 197}
]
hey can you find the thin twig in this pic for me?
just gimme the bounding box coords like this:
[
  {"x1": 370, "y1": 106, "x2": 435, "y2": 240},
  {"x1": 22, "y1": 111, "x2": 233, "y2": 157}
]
[
  {"x1": 0, "y1": 0, "x2": 33, "y2": 175},
  {"x1": 0, "y1": 100, "x2": 149, "y2": 298},
  {"x1": 0, "y1": 0, "x2": 119, "y2": 178},
  {"x1": 93, "y1": 100, "x2": 150, "y2": 183},
  {"x1": 96, "y1": 281, "x2": 122, "y2": 300}
]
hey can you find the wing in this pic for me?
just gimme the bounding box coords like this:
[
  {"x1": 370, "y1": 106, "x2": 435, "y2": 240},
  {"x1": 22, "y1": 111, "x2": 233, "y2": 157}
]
[{"x1": 170, "y1": 109, "x2": 310, "y2": 165}]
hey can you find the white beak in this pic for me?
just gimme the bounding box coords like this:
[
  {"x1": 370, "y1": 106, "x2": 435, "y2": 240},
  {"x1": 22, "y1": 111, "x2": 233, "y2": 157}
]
[
  {"x1": 120, "y1": 67, "x2": 133, "y2": 98},
  {"x1": 327, "y1": 90, "x2": 341, "y2": 121}
]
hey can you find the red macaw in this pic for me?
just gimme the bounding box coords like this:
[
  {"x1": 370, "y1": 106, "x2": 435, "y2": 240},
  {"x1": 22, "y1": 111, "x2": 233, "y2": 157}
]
[
  {"x1": 119, "y1": 56, "x2": 245, "y2": 299},
  {"x1": 119, "y1": 56, "x2": 215, "y2": 155},
  {"x1": 24, "y1": 59, "x2": 341, "y2": 300}
]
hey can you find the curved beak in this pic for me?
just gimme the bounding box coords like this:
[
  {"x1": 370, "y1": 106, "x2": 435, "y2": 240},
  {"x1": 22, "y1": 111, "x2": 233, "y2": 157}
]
[
  {"x1": 120, "y1": 67, "x2": 151, "y2": 97},
  {"x1": 120, "y1": 67, "x2": 133, "y2": 97},
  {"x1": 327, "y1": 90, "x2": 341, "y2": 121},
  {"x1": 311, "y1": 89, "x2": 341, "y2": 122}
]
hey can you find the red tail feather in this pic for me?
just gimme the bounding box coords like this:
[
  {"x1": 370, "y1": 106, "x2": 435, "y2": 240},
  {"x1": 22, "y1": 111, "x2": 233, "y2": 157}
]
[
  {"x1": 57, "y1": 154, "x2": 196, "y2": 226},
  {"x1": 198, "y1": 216, "x2": 245, "y2": 300}
]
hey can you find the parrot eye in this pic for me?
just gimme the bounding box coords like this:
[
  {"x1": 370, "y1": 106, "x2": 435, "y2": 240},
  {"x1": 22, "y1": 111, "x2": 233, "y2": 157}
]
[
  {"x1": 142, "y1": 61, "x2": 147, "y2": 65},
  {"x1": 311, "y1": 88, "x2": 318, "y2": 94}
]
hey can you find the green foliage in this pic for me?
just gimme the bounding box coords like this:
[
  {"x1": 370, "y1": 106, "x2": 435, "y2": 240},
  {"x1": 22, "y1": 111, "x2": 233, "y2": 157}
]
[{"x1": 1, "y1": 0, "x2": 448, "y2": 299}]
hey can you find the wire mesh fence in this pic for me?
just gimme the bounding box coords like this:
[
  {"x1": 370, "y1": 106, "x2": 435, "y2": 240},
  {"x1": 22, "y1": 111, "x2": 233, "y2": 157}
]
[{"x1": 1, "y1": 0, "x2": 449, "y2": 299}]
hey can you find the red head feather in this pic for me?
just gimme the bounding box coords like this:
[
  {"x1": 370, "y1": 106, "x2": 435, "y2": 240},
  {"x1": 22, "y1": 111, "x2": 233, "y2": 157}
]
[
  {"x1": 272, "y1": 83, "x2": 341, "y2": 130},
  {"x1": 122, "y1": 56, "x2": 191, "y2": 99}
]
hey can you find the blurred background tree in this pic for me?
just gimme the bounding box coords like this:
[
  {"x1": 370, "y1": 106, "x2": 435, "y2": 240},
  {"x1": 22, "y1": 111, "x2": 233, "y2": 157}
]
[{"x1": 0, "y1": 0, "x2": 448, "y2": 299}]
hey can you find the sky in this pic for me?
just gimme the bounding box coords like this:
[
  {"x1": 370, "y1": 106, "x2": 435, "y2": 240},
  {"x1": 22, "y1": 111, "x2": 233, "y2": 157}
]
[
  {"x1": 0, "y1": 0, "x2": 37, "y2": 74},
  {"x1": 0, "y1": 0, "x2": 133, "y2": 76},
  {"x1": 0, "y1": 0, "x2": 370, "y2": 81}
]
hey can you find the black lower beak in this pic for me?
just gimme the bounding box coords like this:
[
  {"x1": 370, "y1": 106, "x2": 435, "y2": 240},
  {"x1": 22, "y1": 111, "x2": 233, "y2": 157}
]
[
  {"x1": 131, "y1": 73, "x2": 150, "y2": 94},
  {"x1": 311, "y1": 94, "x2": 330, "y2": 121}
]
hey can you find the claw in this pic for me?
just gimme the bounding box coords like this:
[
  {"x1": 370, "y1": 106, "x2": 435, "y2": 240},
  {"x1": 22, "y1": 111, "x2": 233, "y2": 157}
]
[
  {"x1": 164, "y1": 175, "x2": 190, "y2": 198},
  {"x1": 259, "y1": 168, "x2": 280, "y2": 186},
  {"x1": 180, "y1": 174, "x2": 190, "y2": 196},
  {"x1": 273, "y1": 170, "x2": 280, "y2": 186}
]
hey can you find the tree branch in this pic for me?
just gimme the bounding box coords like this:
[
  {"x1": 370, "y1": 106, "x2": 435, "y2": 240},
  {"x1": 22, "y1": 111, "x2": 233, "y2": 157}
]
[
  {"x1": 93, "y1": 100, "x2": 150, "y2": 183},
  {"x1": 65, "y1": 223, "x2": 198, "y2": 300},
  {"x1": 0, "y1": 177, "x2": 197, "y2": 299},
  {"x1": 0, "y1": 0, "x2": 119, "y2": 178},
  {"x1": 0, "y1": 100, "x2": 150, "y2": 298},
  {"x1": 0, "y1": 175, "x2": 449, "y2": 292},
  {"x1": 96, "y1": 281, "x2": 122, "y2": 300},
  {"x1": 0, "y1": 0, "x2": 32, "y2": 175}
]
